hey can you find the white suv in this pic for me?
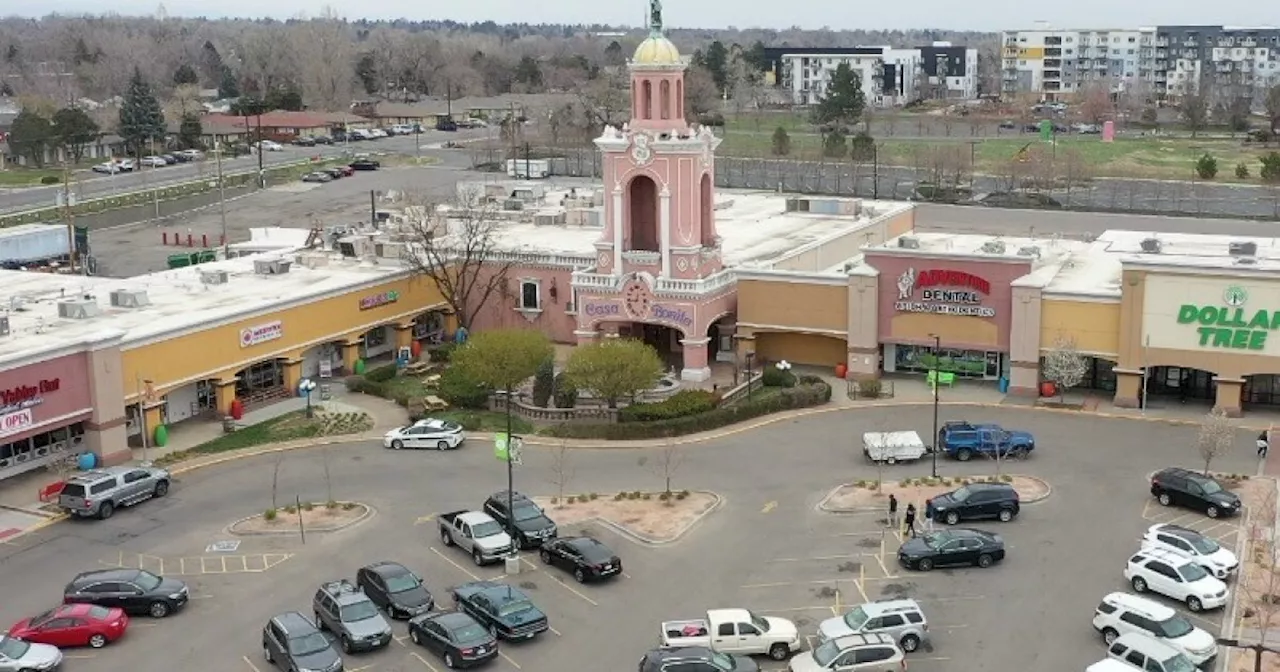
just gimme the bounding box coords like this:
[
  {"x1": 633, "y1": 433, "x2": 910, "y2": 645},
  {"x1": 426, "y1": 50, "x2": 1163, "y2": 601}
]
[
  {"x1": 1092, "y1": 592, "x2": 1218, "y2": 667},
  {"x1": 817, "y1": 599, "x2": 928, "y2": 653},
  {"x1": 1141, "y1": 523, "x2": 1239, "y2": 580},
  {"x1": 1107, "y1": 632, "x2": 1197, "y2": 672},
  {"x1": 1125, "y1": 548, "x2": 1228, "y2": 611},
  {"x1": 788, "y1": 633, "x2": 903, "y2": 672}
]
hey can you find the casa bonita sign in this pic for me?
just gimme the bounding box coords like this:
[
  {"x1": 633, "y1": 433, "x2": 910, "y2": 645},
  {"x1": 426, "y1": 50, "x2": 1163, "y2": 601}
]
[
  {"x1": 894, "y1": 268, "x2": 996, "y2": 318},
  {"x1": 1176, "y1": 285, "x2": 1279, "y2": 351},
  {"x1": 582, "y1": 302, "x2": 694, "y2": 329}
]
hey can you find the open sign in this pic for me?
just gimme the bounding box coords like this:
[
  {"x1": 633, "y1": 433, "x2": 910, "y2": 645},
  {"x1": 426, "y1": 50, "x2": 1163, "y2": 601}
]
[{"x1": 0, "y1": 409, "x2": 34, "y2": 438}]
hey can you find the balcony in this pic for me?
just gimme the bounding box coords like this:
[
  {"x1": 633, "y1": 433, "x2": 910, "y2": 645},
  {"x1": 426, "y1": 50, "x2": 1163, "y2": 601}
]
[
  {"x1": 1045, "y1": 48, "x2": 1063, "y2": 57},
  {"x1": 1044, "y1": 70, "x2": 1062, "y2": 79},
  {"x1": 1045, "y1": 36, "x2": 1063, "y2": 45},
  {"x1": 570, "y1": 268, "x2": 739, "y2": 298},
  {"x1": 1044, "y1": 59, "x2": 1062, "y2": 68}
]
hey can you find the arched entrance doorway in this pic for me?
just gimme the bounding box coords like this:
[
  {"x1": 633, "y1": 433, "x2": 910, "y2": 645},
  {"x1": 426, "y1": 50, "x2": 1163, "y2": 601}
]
[
  {"x1": 618, "y1": 322, "x2": 684, "y2": 370},
  {"x1": 236, "y1": 359, "x2": 288, "y2": 406},
  {"x1": 302, "y1": 341, "x2": 346, "y2": 379}
]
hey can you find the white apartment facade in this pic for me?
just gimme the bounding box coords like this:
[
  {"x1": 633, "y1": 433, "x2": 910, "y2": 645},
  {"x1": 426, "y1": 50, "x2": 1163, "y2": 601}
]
[{"x1": 773, "y1": 43, "x2": 978, "y2": 107}]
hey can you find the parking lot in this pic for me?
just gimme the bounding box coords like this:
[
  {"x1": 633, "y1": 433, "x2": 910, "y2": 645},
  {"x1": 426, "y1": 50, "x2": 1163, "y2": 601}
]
[{"x1": 0, "y1": 406, "x2": 1264, "y2": 672}]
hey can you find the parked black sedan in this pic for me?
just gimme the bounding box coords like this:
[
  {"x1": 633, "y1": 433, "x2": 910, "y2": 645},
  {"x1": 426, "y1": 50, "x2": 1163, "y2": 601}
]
[
  {"x1": 538, "y1": 536, "x2": 621, "y2": 583},
  {"x1": 409, "y1": 611, "x2": 498, "y2": 669},
  {"x1": 897, "y1": 528, "x2": 1005, "y2": 572},
  {"x1": 451, "y1": 581, "x2": 548, "y2": 640},
  {"x1": 356, "y1": 561, "x2": 433, "y2": 619},
  {"x1": 350, "y1": 157, "x2": 380, "y2": 171},
  {"x1": 63, "y1": 568, "x2": 189, "y2": 617}
]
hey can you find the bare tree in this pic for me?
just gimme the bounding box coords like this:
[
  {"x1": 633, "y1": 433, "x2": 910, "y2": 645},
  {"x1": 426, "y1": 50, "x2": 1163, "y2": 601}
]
[
  {"x1": 1196, "y1": 408, "x2": 1235, "y2": 475},
  {"x1": 546, "y1": 440, "x2": 574, "y2": 508},
  {"x1": 270, "y1": 452, "x2": 285, "y2": 510},
  {"x1": 652, "y1": 438, "x2": 685, "y2": 498},
  {"x1": 400, "y1": 196, "x2": 515, "y2": 332},
  {"x1": 575, "y1": 68, "x2": 629, "y2": 136},
  {"x1": 1238, "y1": 484, "x2": 1280, "y2": 655},
  {"x1": 288, "y1": 11, "x2": 356, "y2": 112},
  {"x1": 1179, "y1": 93, "x2": 1210, "y2": 137},
  {"x1": 321, "y1": 445, "x2": 334, "y2": 504},
  {"x1": 1077, "y1": 82, "x2": 1114, "y2": 125},
  {"x1": 44, "y1": 451, "x2": 80, "y2": 488},
  {"x1": 1041, "y1": 335, "x2": 1088, "y2": 402}
]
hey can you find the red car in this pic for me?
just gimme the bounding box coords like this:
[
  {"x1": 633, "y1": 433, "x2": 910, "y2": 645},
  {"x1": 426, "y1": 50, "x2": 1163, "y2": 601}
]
[
  {"x1": 338, "y1": 165, "x2": 355, "y2": 177},
  {"x1": 8, "y1": 604, "x2": 128, "y2": 648}
]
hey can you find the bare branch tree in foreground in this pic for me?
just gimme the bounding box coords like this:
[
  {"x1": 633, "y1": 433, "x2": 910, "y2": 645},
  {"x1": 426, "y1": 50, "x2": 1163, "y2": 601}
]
[
  {"x1": 652, "y1": 437, "x2": 686, "y2": 499},
  {"x1": 1196, "y1": 407, "x2": 1235, "y2": 476},
  {"x1": 1236, "y1": 482, "x2": 1280, "y2": 659},
  {"x1": 400, "y1": 194, "x2": 515, "y2": 331},
  {"x1": 547, "y1": 440, "x2": 574, "y2": 508}
]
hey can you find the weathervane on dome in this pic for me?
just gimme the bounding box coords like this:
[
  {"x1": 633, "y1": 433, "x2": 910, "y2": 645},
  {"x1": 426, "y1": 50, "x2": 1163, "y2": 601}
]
[{"x1": 648, "y1": 0, "x2": 663, "y2": 36}]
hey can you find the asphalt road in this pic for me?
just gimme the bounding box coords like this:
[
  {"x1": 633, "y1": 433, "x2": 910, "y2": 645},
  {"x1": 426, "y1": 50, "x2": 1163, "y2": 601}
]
[
  {"x1": 0, "y1": 130, "x2": 481, "y2": 215},
  {"x1": 0, "y1": 406, "x2": 1262, "y2": 672}
]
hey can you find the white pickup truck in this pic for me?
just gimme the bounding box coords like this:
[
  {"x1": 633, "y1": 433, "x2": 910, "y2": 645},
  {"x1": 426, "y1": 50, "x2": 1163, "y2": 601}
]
[{"x1": 660, "y1": 608, "x2": 801, "y2": 661}]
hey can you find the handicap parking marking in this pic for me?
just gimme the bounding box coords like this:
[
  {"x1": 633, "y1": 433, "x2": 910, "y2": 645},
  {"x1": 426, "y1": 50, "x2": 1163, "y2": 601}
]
[
  {"x1": 411, "y1": 651, "x2": 442, "y2": 672},
  {"x1": 100, "y1": 550, "x2": 293, "y2": 575},
  {"x1": 428, "y1": 546, "x2": 483, "y2": 582}
]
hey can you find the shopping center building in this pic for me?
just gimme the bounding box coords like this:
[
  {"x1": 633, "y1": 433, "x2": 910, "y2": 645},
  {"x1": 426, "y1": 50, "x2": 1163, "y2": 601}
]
[{"x1": 0, "y1": 247, "x2": 448, "y2": 482}]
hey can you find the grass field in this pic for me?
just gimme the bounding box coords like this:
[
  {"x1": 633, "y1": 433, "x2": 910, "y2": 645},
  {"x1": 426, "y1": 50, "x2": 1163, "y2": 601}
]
[
  {"x1": 717, "y1": 128, "x2": 1275, "y2": 181},
  {"x1": 0, "y1": 167, "x2": 63, "y2": 186}
]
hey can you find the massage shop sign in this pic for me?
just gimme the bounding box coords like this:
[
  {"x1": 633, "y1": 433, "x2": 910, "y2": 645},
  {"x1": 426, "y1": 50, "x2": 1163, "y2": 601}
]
[
  {"x1": 1176, "y1": 285, "x2": 1280, "y2": 351},
  {"x1": 894, "y1": 268, "x2": 996, "y2": 318}
]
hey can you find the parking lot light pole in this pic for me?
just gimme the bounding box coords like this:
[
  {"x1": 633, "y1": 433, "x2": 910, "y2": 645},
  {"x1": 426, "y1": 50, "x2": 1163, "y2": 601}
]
[
  {"x1": 1216, "y1": 638, "x2": 1278, "y2": 672},
  {"x1": 929, "y1": 333, "x2": 941, "y2": 478}
]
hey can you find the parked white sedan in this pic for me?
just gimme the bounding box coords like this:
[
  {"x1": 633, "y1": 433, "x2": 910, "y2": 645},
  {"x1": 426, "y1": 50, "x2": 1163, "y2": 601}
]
[
  {"x1": 383, "y1": 418, "x2": 466, "y2": 450},
  {"x1": 255, "y1": 140, "x2": 284, "y2": 152},
  {"x1": 139, "y1": 155, "x2": 168, "y2": 167}
]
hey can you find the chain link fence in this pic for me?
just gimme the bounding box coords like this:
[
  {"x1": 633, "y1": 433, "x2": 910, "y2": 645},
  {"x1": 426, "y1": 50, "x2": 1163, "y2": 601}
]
[{"x1": 477, "y1": 146, "x2": 1280, "y2": 220}]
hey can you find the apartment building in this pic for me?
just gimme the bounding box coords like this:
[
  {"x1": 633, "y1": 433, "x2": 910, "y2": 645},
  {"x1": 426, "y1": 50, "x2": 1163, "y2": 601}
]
[
  {"x1": 1002, "y1": 24, "x2": 1280, "y2": 101},
  {"x1": 761, "y1": 44, "x2": 978, "y2": 107}
]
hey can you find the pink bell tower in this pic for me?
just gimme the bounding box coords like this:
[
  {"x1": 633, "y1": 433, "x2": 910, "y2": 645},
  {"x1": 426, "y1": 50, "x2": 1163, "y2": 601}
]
[{"x1": 573, "y1": 0, "x2": 731, "y2": 383}]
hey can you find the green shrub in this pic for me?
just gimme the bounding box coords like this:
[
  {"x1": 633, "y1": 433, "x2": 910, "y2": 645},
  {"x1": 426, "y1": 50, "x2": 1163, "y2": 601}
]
[
  {"x1": 1000, "y1": 474, "x2": 1013, "y2": 483},
  {"x1": 302, "y1": 501, "x2": 314, "y2": 511},
  {"x1": 365, "y1": 364, "x2": 398, "y2": 383},
  {"x1": 629, "y1": 490, "x2": 642, "y2": 500},
  {"x1": 1195, "y1": 153, "x2": 1218, "y2": 179},
  {"x1": 550, "y1": 496, "x2": 558, "y2": 505},
  {"x1": 428, "y1": 343, "x2": 456, "y2": 362},
  {"x1": 544, "y1": 378, "x2": 831, "y2": 440},
  {"x1": 438, "y1": 366, "x2": 492, "y2": 410},
  {"x1": 263, "y1": 508, "x2": 278, "y2": 521},
  {"x1": 619, "y1": 390, "x2": 716, "y2": 422},
  {"x1": 531, "y1": 358, "x2": 555, "y2": 408},
  {"x1": 325, "y1": 500, "x2": 338, "y2": 510},
  {"x1": 676, "y1": 491, "x2": 688, "y2": 500},
  {"x1": 1237, "y1": 163, "x2": 1251, "y2": 179},
  {"x1": 613, "y1": 492, "x2": 626, "y2": 501},
  {"x1": 641, "y1": 492, "x2": 652, "y2": 500},
  {"x1": 589, "y1": 493, "x2": 599, "y2": 500},
  {"x1": 899, "y1": 479, "x2": 912, "y2": 487},
  {"x1": 344, "y1": 376, "x2": 386, "y2": 396},
  {"x1": 552, "y1": 372, "x2": 578, "y2": 408},
  {"x1": 856, "y1": 378, "x2": 882, "y2": 398},
  {"x1": 284, "y1": 505, "x2": 297, "y2": 514},
  {"x1": 854, "y1": 479, "x2": 867, "y2": 488},
  {"x1": 40, "y1": 175, "x2": 61, "y2": 185},
  {"x1": 659, "y1": 491, "x2": 671, "y2": 501},
  {"x1": 762, "y1": 367, "x2": 797, "y2": 388}
]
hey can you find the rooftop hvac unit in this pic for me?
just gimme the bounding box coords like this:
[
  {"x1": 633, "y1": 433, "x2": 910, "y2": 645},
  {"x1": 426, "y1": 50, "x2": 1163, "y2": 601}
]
[
  {"x1": 981, "y1": 240, "x2": 1007, "y2": 255},
  {"x1": 57, "y1": 298, "x2": 100, "y2": 320},
  {"x1": 376, "y1": 242, "x2": 406, "y2": 260},
  {"x1": 533, "y1": 212, "x2": 566, "y2": 226},
  {"x1": 108, "y1": 289, "x2": 150, "y2": 308},
  {"x1": 253, "y1": 258, "x2": 292, "y2": 275},
  {"x1": 0, "y1": 316, "x2": 8, "y2": 336},
  {"x1": 1229, "y1": 241, "x2": 1258, "y2": 257},
  {"x1": 503, "y1": 199, "x2": 524, "y2": 211},
  {"x1": 1139, "y1": 238, "x2": 1162, "y2": 254},
  {"x1": 295, "y1": 252, "x2": 329, "y2": 269},
  {"x1": 200, "y1": 270, "x2": 229, "y2": 285},
  {"x1": 1017, "y1": 246, "x2": 1041, "y2": 258},
  {"x1": 897, "y1": 236, "x2": 920, "y2": 249},
  {"x1": 338, "y1": 242, "x2": 358, "y2": 258}
]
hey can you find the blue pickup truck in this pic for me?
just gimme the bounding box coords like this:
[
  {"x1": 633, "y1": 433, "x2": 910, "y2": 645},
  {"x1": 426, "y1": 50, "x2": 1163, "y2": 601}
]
[{"x1": 938, "y1": 421, "x2": 1036, "y2": 461}]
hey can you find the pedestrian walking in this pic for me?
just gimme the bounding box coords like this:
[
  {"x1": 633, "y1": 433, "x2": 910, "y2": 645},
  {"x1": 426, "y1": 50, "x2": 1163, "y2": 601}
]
[
  {"x1": 887, "y1": 494, "x2": 899, "y2": 529},
  {"x1": 1259, "y1": 430, "x2": 1270, "y2": 458},
  {"x1": 904, "y1": 503, "x2": 917, "y2": 538},
  {"x1": 923, "y1": 505, "x2": 934, "y2": 532}
]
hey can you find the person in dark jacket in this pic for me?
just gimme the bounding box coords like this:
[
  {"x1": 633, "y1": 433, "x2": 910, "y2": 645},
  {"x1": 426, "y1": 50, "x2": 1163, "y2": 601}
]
[
  {"x1": 888, "y1": 494, "x2": 899, "y2": 529},
  {"x1": 903, "y1": 503, "x2": 917, "y2": 538},
  {"x1": 1259, "y1": 430, "x2": 1270, "y2": 458}
]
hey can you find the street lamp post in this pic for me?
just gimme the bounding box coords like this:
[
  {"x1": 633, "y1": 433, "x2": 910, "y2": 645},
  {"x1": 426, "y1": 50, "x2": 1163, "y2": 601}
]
[
  {"x1": 929, "y1": 333, "x2": 942, "y2": 478},
  {"x1": 1217, "y1": 638, "x2": 1279, "y2": 672},
  {"x1": 299, "y1": 378, "x2": 317, "y2": 418}
]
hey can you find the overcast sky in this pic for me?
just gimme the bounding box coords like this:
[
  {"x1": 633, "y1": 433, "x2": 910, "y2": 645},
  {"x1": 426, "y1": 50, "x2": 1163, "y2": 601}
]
[{"x1": 3, "y1": 0, "x2": 1277, "y2": 33}]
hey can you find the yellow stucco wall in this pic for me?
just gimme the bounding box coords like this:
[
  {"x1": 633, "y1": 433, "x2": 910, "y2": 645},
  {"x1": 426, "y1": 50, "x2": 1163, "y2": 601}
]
[
  {"x1": 755, "y1": 332, "x2": 848, "y2": 367},
  {"x1": 1019, "y1": 47, "x2": 1045, "y2": 59},
  {"x1": 737, "y1": 279, "x2": 848, "y2": 334},
  {"x1": 1041, "y1": 298, "x2": 1120, "y2": 357},
  {"x1": 122, "y1": 276, "x2": 445, "y2": 396}
]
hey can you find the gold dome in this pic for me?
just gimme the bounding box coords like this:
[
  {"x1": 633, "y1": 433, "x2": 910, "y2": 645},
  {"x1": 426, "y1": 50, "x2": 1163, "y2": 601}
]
[{"x1": 632, "y1": 35, "x2": 682, "y2": 65}]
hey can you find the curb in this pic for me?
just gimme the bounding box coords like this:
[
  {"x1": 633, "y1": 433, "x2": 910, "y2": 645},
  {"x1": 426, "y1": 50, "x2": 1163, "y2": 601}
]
[
  {"x1": 0, "y1": 502, "x2": 63, "y2": 518},
  {"x1": 167, "y1": 431, "x2": 381, "y2": 476},
  {"x1": 816, "y1": 474, "x2": 1054, "y2": 514},
  {"x1": 1, "y1": 513, "x2": 69, "y2": 543},
  {"x1": 561, "y1": 491, "x2": 724, "y2": 547},
  {"x1": 226, "y1": 502, "x2": 374, "y2": 536}
]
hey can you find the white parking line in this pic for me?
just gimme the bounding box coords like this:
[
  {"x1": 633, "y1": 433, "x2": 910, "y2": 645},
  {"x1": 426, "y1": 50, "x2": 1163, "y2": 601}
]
[
  {"x1": 429, "y1": 546, "x2": 482, "y2": 582},
  {"x1": 499, "y1": 651, "x2": 522, "y2": 669},
  {"x1": 543, "y1": 571, "x2": 600, "y2": 606},
  {"x1": 548, "y1": 625, "x2": 563, "y2": 636},
  {"x1": 242, "y1": 655, "x2": 264, "y2": 672},
  {"x1": 770, "y1": 554, "x2": 870, "y2": 562},
  {"x1": 411, "y1": 651, "x2": 441, "y2": 672}
]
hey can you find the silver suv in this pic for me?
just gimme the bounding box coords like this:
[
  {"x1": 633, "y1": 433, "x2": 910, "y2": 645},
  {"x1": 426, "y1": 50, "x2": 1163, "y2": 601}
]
[
  {"x1": 816, "y1": 598, "x2": 929, "y2": 653},
  {"x1": 59, "y1": 466, "x2": 171, "y2": 519},
  {"x1": 312, "y1": 579, "x2": 392, "y2": 653}
]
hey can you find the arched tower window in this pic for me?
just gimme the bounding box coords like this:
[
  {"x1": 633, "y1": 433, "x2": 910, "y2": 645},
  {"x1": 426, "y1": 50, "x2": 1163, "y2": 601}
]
[
  {"x1": 699, "y1": 173, "x2": 714, "y2": 247},
  {"x1": 659, "y1": 80, "x2": 671, "y2": 120},
  {"x1": 628, "y1": 175, "x2": 660, "y2": 252},
  {"x1": 631, "y1": 81, "x2": 638, "y2": 118},
  {"x1": 676, "y1": 80, "x2": 684, "y2": 119},
  {"x1": 641, "y1": 80, "x2": 653, "y2": 120}
]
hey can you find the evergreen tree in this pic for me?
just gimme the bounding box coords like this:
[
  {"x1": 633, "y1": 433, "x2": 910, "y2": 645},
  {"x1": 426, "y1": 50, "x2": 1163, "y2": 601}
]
[
  {"x1": 770, "y1": 126, "x2": 791, "y2": 156},
  {"x1": 702, "y1": 41, "x2": 729, "y2": 92},
  {"x1": 173, "y1": 64, "x2": 199, "y2": 86},
  {"x1": 0, "y1": 81, "x2": 13, "y2": 97},
  {"x1": 812, "y1": 63, "x2": 866, "y2": 131},
  {"x1": 177, "y1": 112, "x2": 204, "y2": 150},
  {"x1": 217, "y1": 65, "x2": 240, "y2": 99},
  {"x1": 821, "y1": 129, "x2": 848, "y2": 159},
  {"x1": 118, "y1": 67, "x2": 166, "y2": 158},
  {"x1": 8, "y1": 109, "x2": 54, "y2": 167},
  {"x1": 51, "y1": 107, "x2": 100, "y2": 163}
]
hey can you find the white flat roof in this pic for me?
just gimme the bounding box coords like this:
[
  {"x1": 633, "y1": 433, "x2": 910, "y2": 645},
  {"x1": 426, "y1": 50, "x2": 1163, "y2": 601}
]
[
  {"x1": 866, "y1": 232, "x2": 1085, "y2": 264},
  {"x1": 460, "y1": 184, "x2": 913, "y2": 268},
  {"x1": 0, "y1": 249, "x2": 411, "y2": 367}
]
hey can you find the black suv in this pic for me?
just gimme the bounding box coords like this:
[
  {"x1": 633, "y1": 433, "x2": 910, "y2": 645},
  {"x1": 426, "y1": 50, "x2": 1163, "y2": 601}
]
[
  {"x1": 639, "y1": 647, "x2": 758, "y2": 672},
  {"x1": 63, "y1": 568, "x2": 189, "y2": 618},
  {"x1": 483, "y1": 490, "x2": 557, "y2": 549},
  {"x1": 262, "y1": 612, "x2": 343, "y2": 672},
  {"x1": 926, "y1": 482, "x2": 1020, "y2": 525},
  {"x1": 1151, "y1": 467, "x2": 1241, "y2": 518},
  {"x1": 356, "y1": 561, "x2": 433, "y2": 619}
]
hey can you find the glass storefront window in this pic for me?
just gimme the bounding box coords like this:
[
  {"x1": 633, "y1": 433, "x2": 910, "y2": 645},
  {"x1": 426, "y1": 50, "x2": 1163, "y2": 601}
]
[
  {"x1": 366, "y1": 327, "x2": 387, "y2": 348},
  {"x1": 238, "y1": 360, "x2": 284, "y2": 395},
  {"x1": 896, "y1": 345, "x2": 991, "y2": 378},
  {"x1": 0, "y1": 422, "x2": 85, "y2": 462}
]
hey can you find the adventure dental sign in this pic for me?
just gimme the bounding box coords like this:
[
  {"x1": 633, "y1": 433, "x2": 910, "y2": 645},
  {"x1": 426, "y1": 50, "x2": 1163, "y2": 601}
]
[
  {"x1": 895, "y1": 268, "x2": 996, "y2": 318},
  {"x1": 1177, "y1": 285, "x2": 1280, "y2": 350}
]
